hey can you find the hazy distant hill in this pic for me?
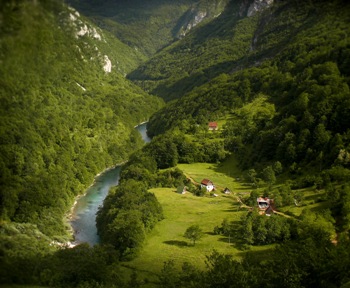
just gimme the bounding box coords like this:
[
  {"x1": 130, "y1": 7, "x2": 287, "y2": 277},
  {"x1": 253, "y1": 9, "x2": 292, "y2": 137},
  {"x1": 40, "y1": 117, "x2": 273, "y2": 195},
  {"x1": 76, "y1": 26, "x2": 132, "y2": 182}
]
[
  {"x1": 127, "y1": 0, "x2": 273, "y2": 101},
  {"x1": 128, "y1": 0, "x2": 350, "y2": 102}
]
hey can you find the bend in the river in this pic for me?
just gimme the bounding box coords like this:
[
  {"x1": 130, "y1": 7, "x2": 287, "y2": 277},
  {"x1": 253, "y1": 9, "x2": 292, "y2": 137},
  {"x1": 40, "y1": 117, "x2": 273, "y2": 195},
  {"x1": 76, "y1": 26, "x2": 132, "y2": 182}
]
[{"x1": 69, "y1": 122, "x2": 151, "y2": 246}]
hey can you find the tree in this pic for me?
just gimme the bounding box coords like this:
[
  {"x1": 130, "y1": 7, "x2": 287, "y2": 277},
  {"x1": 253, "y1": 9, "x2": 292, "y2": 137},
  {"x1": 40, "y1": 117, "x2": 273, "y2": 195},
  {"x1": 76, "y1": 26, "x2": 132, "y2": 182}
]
[
  {"x1": 241, "y1": 213, "x2": 254, "y2": 245},
  {"x1": 246, "y1": 189, "x2": 260, "y2": 207},
  {"x1": 273, "y1": 161, "x2": 283, "y2": 175},
  {"x1": 105, "y1": 210, "x2": 146, "y2": 258},
  {"x1": 184, "y1": 225, "x2": 204, "y2": 246},
  {"x1": 246, "y1": 169, "x2": 258, "y2": 185},
  {"x1": 313, "y1": 124, "x2": 331, "y2": 151},
  {"x1": 204, "y1": 251, "x2": 249, "y2": 288},
  {"x1": 146, "y1": 134, "x2": 179, "y2": 169},
  {"x1": 262, "y1": 165, "x2": 276, "y2": 185},
  {"x1": 159, "y1": 260, "x2": 179, "y2": 288}
]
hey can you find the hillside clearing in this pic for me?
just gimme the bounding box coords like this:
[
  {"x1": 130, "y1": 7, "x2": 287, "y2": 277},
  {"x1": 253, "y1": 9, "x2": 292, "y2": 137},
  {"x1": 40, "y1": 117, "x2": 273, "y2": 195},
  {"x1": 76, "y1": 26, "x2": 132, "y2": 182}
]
[{"x1": 124, "y1": 161, "x2": 273, "y2": 279}]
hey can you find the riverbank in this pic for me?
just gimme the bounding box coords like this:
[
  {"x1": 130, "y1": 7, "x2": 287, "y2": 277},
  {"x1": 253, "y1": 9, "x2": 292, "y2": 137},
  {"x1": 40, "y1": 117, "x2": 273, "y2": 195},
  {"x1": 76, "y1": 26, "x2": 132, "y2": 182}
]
[
  {"x1": 67, "y1": 165, "x2": 122, "y2": 246},
  {"x1": 65, "y1": 122, "x2": 151, "y2": 247}
]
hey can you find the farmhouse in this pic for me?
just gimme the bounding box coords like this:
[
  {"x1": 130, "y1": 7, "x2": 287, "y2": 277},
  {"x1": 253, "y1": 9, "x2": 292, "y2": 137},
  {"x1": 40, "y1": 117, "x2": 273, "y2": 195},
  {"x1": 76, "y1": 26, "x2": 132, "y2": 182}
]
[
  {"x1": 208, "y1": 122, "x2": 218, "y2": 131},
  {"x1": 257, "y1": 197, "x2": 275, "y2": 215},
  {"x1": 200, "y1": 179, "x2": 214, "y2": 192},
  {"x1": 257, "y1": 197, "x2": 270, "y2": 209}
]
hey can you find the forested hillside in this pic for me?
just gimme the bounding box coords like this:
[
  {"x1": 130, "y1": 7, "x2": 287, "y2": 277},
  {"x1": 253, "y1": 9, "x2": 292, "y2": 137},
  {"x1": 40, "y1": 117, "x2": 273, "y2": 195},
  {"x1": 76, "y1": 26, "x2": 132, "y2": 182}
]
[
  {"x1": 129, "y1": 0, "x2": 350, "y2": 103},
  {"x1": 0, "y1": 0, "x2": 162, "y2": 242},
  {"x1": 147, "y1": 0, "x2": 350, "y2": 175},
  {"x1": 125, "y1": 1, "x2": 349, "y2": 285}
]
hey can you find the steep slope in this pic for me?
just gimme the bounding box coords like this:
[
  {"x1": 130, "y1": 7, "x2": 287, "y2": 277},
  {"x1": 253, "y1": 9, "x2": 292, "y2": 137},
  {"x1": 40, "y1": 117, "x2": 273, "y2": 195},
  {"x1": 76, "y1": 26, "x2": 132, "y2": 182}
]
[
  {"x1": 146, "y1": 0, "x2": 350, "y2": 174},
  {"x1": 0, "y1": 0, "x2": 163, "y2": 238},
  {"x1": 67, "y1": 0, "x2": 230, "y2": 58},
  {"x1": 128, "y1": 0, "x2": 272, "y2": 101}
]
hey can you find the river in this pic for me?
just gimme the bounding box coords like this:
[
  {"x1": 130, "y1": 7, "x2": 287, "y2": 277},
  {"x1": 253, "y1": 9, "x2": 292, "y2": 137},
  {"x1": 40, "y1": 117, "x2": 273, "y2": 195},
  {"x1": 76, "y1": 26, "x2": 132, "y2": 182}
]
[{"x1": 69, "y1": 122, "x2": 151, "y2": 246}]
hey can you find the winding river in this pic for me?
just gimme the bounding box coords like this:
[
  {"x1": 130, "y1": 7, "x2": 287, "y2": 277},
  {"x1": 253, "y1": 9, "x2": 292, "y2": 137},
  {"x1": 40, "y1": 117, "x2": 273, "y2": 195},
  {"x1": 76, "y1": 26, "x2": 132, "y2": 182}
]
[{"x1": 69, "y1": 122, "x2": 151, "y2": 246}]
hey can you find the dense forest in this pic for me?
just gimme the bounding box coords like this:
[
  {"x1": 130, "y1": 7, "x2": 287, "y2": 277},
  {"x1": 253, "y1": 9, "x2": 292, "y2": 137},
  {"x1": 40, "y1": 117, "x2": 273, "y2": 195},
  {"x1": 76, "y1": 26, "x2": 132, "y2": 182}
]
[{"x1": 1, "y1": 0, "x2": 350, "y2": 287}]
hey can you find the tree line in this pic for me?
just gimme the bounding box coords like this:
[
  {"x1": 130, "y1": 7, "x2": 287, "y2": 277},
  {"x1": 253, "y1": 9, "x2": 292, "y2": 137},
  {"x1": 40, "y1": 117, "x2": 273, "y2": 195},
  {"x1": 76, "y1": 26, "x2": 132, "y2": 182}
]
[{"x1": 158, "y1": 233, "x2": 350, "y2": 288}]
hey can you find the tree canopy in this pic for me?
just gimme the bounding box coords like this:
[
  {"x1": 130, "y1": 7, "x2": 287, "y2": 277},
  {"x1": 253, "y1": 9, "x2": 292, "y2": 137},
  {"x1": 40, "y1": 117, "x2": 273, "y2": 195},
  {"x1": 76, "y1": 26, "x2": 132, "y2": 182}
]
[{"x1": 184, "y1": 225, "x2": 204, "y2": 246}]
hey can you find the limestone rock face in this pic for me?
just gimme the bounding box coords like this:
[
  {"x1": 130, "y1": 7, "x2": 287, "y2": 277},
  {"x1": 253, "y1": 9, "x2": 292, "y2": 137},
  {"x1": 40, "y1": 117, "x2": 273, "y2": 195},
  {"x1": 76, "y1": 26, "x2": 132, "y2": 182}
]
[
  {"x1": 179, "y1": 10, "x2": 207, "y2": 38},
  {"x1": 177, "y1": 0, "x2": 229, "y2": 38},
  {"x1": 247, "y1": 0, "x2": 274, "y2": 17},
  {"x1": 103, "y1": 55, "x2": 112, "y2": 73}
]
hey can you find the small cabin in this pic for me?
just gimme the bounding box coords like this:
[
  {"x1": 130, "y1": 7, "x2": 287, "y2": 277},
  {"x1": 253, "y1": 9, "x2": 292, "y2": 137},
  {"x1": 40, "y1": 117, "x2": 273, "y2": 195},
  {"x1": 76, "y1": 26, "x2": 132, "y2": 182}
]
[
  {"x1": 208, "y1": 122, "x2": 218, "y2": 131},
  {"x1": 223, "y1": 187, "x2": 231, "y2": 194},
  {"x1": 201, "y1": 179, "x2": 214, "y2": 192}
]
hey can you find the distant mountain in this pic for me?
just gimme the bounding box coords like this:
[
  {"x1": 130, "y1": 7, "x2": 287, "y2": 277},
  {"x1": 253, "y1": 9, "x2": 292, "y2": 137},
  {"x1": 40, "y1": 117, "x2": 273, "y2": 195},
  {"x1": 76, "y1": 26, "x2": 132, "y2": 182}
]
[
  {"x1": 128, "y1": 0, "x2": 275, "y2": 101},
  {"x1": 67, "y1": 0, "x2": 230, "y2": 57}
]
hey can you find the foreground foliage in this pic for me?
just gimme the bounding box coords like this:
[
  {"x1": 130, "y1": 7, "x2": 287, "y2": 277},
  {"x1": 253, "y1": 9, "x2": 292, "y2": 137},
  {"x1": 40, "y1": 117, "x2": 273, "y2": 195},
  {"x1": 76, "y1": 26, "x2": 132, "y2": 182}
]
[
  {"x1": 159, "y1": 234, "x2": 350, "y2": 288},
  {"x1": 96, "y1": 180, "x2": 164, "y2": 259}
]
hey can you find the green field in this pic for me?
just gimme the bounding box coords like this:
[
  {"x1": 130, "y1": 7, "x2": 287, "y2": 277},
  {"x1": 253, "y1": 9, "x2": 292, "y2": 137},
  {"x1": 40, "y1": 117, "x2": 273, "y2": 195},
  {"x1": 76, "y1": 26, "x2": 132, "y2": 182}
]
[
  {"x1": 122, "y1": 159, "x2": 329, "y2": 286},
  {"x1": 178, "y1": 157, "x2": 249, "y2": 193},
  {"x1": 124, "y1": 161, "x2": 272, "y2": 282},
  {"x1": 128, "y1": 187, "x2": 243, "y2": 270}
]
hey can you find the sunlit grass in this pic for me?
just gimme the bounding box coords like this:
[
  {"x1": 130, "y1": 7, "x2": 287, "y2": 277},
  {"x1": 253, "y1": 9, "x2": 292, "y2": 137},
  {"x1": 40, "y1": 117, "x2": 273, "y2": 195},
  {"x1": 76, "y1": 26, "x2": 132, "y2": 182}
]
[
  {"x1": 124, "y1": 158, "x2": 328, "y2": 283},
  {"x1": 124, "y1": 160, "x2": 271, "y2": 280},
  {"x1": 126, "y1": 187, "x2": 245, "y2": 274},
  {"x1": 178, "y1": 156, "x2": 250, "y2": 194}
]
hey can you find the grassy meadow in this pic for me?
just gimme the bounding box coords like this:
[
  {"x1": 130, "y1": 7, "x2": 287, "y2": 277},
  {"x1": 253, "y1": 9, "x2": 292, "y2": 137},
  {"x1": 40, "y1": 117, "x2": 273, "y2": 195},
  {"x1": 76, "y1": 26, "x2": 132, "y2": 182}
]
[{"x1": 123, "y1": 160, "x2": 273, "y2": 283}]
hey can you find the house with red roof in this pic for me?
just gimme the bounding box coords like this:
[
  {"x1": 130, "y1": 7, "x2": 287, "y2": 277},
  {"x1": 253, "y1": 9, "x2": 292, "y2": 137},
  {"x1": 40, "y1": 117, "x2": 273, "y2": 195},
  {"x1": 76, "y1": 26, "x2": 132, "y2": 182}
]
[
  {"x1": 208, "y1": 122, "x2": 218, "y2": 131},
  {"x1": 201, "y1": 179, "x2": 214, "y2": 192}
]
